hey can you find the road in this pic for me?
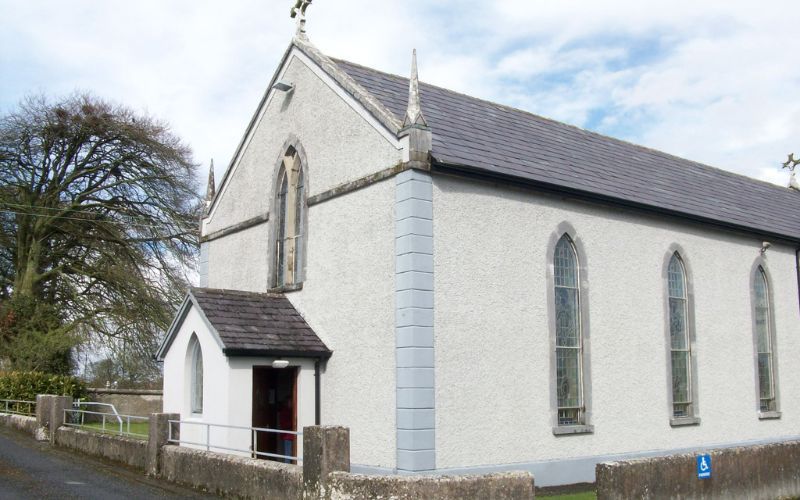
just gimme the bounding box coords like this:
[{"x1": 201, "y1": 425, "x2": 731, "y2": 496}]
[{"x1": 0, "y1": 424, "x2": 216, "y2": 499}]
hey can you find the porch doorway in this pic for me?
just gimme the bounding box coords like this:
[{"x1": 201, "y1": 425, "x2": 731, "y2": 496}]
[{"x1": 252, "y1": 366, "x2": 298, "y2": 463}]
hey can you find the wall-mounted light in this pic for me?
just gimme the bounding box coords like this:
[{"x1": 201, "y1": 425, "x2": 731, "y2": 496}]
[
  {"x1": 272, "y1": 359, "x2": 290, "y2": 369},
  {"x1": 761, "y1": 241, "x2": 771, "y2": 254},
  {"x1": 272, "y1": 80, "x2": 294, "y2": 92}
]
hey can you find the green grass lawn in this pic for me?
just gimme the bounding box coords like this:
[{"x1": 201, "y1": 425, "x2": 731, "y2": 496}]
[
  {"x1": 79, "y1": 421, "x2": 149, "y2": 439},
  {"x1": 539, "y1": 493, "x2": 596, "y2": 500},
  {"x1": 537, "y1": 484, "x2": 597, "y2": 500}
]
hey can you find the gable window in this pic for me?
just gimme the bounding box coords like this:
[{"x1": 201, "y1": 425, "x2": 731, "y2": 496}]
[
  {"x1": 753, "y1": 266, "x2": 778, "y2": 414},
  {"x1": 553, "y1": 234, "x2": 585, "y2": 427},
  {"x1": 190, "y1": 336, "x2": 203, "y2": 415},
  {"x1": 667, "y1": 253, "x2": 693, "y2": 419},
  {"x1": 274, "y1": 147, "x2": 305, "y2": 288}
]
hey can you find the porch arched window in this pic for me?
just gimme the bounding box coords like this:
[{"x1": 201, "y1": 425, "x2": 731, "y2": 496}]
[{"x1": 189, "y1": 336, "x2": 203, "y2": 415}]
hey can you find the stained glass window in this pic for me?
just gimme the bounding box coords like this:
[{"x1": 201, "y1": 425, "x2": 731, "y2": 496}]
[
  {"x1": 754, "y1": 267, "x2": 776, "y2": 412},
  {"x1": 554, "y1": 235, "x2": 583, "y2": 426},
  {"x1": 276, "y1": 171, "x2": 288, "y2": 286},
  {"x1": 274, "y1": 149, "x2": 305, "y2": 288},
  {"x1": 667, "y1": 253, "x2": 691, "y2": 418}
]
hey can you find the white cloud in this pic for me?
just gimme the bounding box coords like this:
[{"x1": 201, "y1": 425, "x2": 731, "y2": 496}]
[{"x1": 1, "y1": 0, "x2": 798, "y2": 188}]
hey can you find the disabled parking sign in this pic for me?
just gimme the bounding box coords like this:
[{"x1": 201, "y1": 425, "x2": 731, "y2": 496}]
[{"x1": 697, "y1": 454, "x2": 711, "y2": 479}]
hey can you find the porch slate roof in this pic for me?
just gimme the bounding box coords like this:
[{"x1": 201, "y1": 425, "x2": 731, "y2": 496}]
[
  {"x1": 331, "y1": 57, "x2": 800, "y2": 243},
  {"x1": 190, "y1": 287, "x2": 331, "y2": 358}
]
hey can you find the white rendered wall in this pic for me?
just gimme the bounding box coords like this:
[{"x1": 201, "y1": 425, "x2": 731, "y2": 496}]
[
  {"x1": 162, "y1": 304, "x2": 316, "y2": 458},
  {"x1": 205, "y1": 224, "x2": 268, "y2": 293},
  {"x1": 432, "y1": 175, "x2": 800, "y2": 472},
  {"x1": 225, "y1": 357, "x2": 316, "y2": 459},
  {"x1": 162, "y1": 305, "x2": 231, "y2": 451},
  {"x1": 288, "y1": 179, "x2": 397, "y2": 469},
  {"x1": 198, "y1": 51, "x2": 400, "y2": 468},
  {"x1": 203, "y1": 180, "x2": 397, "y2": 467},
  {"x1": 204, "y1": 51, "x2": 402, "y2": 235}
]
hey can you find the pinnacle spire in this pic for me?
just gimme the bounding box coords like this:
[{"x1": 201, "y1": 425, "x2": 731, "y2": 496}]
[
  {"x1": 205, "y1": 159, "x2": 216, "y2": 209},
  {"x1": 402, "y1": 49, "x2": 428, "y2": 129}
]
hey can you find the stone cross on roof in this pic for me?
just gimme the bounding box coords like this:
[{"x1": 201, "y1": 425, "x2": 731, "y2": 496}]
[
  {"x1": 290, "y1": 0, "x2": 313, "y2": 38},
  {"x1": 783, "y1": 153, "x2": 800, "y2": 191}
]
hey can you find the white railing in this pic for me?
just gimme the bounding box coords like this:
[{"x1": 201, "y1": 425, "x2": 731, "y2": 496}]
[
  {"x1": 64, "y1": 408, "x2": 149, "y2": 439},
  {"x1": 168, "y1": 419, "x2": 302, "y2": 463},
  {"x1": 0, "y1": 399, "x2": 36, "y2": 416}
]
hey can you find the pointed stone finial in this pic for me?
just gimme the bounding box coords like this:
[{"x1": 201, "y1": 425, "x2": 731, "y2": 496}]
[
  {"x1": 205, "y1": 159, "x2": 216, "y2": 210},
  {"x1": 290, "y1": 0, "x2": 313, "y2": 39},
  {"x1": 403, "y1": 49, "x2": 428, "y2": 129}
]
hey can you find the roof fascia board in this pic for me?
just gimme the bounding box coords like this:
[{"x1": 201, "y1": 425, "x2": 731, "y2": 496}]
[
  {"x1": 432, "y1": 161, "x2": 800, "y2": 246},
  {"x1": 291, "y1": 37, "x2": 402, "y2": 136},
  {"x1": 155, "y1": 291, "x2": 226, "y2": 361},
  {"x1": 205, "y1": 39, "x2": 402, "y2": 223},
  {"x1": 155, "y1": 294, "x2": 192, "y2": 360},
  {"x1": 222, "y1": 348, "x2": 332, "y2": 359},
  {"x1": 205, "y1": 42, "x2": 294, "y2": 221},
  {"x1": 290, "y1": 49, "x2": 401, "y2": 146}
]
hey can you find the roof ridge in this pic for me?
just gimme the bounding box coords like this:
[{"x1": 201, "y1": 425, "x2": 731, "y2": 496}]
[{"x1": 331, "y1": 58, "x2": 794, "y2": 196}]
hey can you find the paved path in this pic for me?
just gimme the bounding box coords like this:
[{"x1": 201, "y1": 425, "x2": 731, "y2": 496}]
[{"x1": 0, "y1": 424, "x2": 216, "y2": 499}]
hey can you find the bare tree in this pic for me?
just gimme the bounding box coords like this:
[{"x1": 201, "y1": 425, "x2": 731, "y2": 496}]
[{"x1": 0, "y1": 93, "x2": 199, "y2": 373}]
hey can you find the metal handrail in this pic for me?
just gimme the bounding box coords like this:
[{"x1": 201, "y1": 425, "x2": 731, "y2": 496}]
[
  {"x1": 0, "y1": 399, "x2": 36, "y2": 416},
  {"x1": 64, "y1": 408, "x2": 148, "y2": 438},
  {"x1": 168, "y1": 419, "x2": 302, "y2": 462},
  {"x1": 74, "y1": 401, "x2": 123, "y2": 425}
]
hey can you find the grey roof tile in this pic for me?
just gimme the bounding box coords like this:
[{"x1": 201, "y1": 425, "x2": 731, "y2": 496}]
[
  {"x1": 332, "y1": 58, "x2": 800, "y2": 241},
  {"x1": 190, "y1": 288, "x2": 331, "y2": 357}
]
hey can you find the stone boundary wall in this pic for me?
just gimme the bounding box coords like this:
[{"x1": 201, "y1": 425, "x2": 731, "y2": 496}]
[
  {"x1": 596, "y1": 440, "x2": 800, "y2": 499},
  {"x1": 2, "y1": 397, "x2": 535, "y2": 500},
  {"x1": 0, "y1": 414, "x2": 38, "y2": 436},
  {"x1": 160, "y1": 445, "x2": 302, "y2": 499},
  {"x1": 54, "y1": 426, "x2": 147, "y2": 470},
  {"x1": 327, "y1": 471, "x2": 534, "y2": 500},
  {"x1": 85, "y1": 389, "x2": 162, "y2": 417}
]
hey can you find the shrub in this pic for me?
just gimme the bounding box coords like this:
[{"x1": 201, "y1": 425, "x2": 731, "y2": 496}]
[{"x1": 0, "y1": 371, "x2": 87, "y2": 402}]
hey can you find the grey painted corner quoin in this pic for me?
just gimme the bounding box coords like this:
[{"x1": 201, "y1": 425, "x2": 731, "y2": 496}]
[{"x1": 395, "y1": 169, "x2": 435, "y2": 473}]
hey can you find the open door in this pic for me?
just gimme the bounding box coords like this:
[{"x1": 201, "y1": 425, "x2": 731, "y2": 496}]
[{"x1": 252, "y1": 366, "x2": 298, "y2": 462}]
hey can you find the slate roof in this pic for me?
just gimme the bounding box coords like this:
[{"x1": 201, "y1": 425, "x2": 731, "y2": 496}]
[
  {"x1": 332, "y1": 58, "x2": 800, "y2": 242},
  {"x1": 191, "y1": 288, "x2": 331, "y2": 357}
]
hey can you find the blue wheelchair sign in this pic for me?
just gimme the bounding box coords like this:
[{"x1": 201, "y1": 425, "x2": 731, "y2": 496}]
[{"x1": 697, "y1": 454, "x2": 711, "y2": 479}]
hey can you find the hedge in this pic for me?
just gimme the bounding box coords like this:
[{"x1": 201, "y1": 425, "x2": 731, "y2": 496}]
[{"x1": 0, "y1": 371, "x2": 87, "y2": 403}]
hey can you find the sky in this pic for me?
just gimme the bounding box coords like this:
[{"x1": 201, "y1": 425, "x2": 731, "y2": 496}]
[{"x1": 1, "y1": 0, "x2": 798, "y2": 190}]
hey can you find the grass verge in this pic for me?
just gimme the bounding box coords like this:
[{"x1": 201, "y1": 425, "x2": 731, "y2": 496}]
[{"x1": 77, "y1": 421, "x2": 149, "y2": 440}]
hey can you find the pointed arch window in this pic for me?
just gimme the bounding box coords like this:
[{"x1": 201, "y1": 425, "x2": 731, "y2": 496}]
[
  {"x1": 554, "y1": 234, "x2": 585, "y2": 426},
  {"x1": 274, "y1": 148, "x2": 305, "y2": 288},
  {"x1": 753, "y1": 266, "x2": 778, "y2": 414},
  {"x1": 189, "y1": 336, "x2": 203, "y2": 415},
  {"x1": 667, "y1": 253, "x2": 693, "y2": 419}
]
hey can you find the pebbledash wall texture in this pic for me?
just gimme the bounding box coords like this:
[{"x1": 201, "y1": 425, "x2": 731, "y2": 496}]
[
  {"x1": 192, "y1": 45, "x2": 402, "y2": 469},
  {"x1": 430, "y1": 175, "x2": 800, "y2": 484},
  {"x1": 162, "y1": 30, "x2": 800, "y2": 487}
]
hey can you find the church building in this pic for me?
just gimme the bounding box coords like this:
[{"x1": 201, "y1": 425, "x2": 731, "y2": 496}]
[{"x1": 158, "y1": 23, "x2": 800, "y2": 486}]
